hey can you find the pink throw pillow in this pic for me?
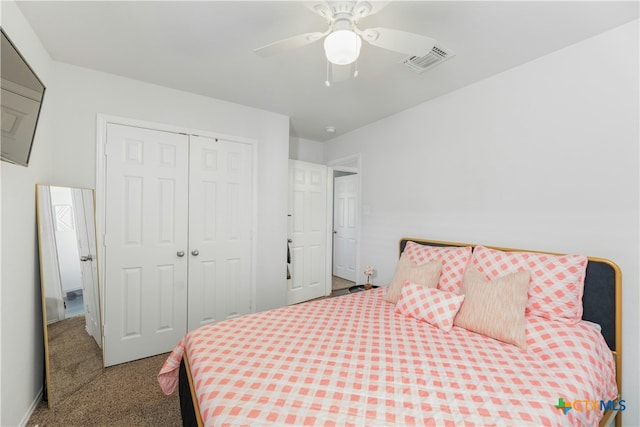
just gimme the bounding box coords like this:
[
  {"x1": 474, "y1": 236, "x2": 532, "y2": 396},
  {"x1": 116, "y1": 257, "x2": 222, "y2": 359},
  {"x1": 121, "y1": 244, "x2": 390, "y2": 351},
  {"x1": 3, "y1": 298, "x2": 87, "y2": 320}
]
[
  {"x1": 383, "y1": 253, "x2": 441, "y2": 304},
  {"x1": 403, "y1": 241, "x2": 472, "y2": 293},
  {"x1": 395, "y1": 281, "x2": 464, "y2": 331},
  {"x1": 454, "y1": 265, "x2": 530, "y2": 349},
  {"x1": 472, "y1": 246, "x2": 587, "y2": 324}
]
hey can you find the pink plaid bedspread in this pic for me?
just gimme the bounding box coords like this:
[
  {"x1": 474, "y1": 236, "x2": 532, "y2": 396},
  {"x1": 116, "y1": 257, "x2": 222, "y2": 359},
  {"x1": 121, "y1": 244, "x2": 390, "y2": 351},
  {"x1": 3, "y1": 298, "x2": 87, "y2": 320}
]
[{"x1": 158, "y1": 288, "x2": 617, "y2": 426}]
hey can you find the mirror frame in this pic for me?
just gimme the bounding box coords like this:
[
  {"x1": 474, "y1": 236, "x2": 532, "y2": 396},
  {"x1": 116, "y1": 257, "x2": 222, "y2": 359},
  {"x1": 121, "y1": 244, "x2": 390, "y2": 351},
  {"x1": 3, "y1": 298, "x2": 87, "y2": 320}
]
[{"x1": 36, "y1": 184, "x2": 104, "y2": 408}]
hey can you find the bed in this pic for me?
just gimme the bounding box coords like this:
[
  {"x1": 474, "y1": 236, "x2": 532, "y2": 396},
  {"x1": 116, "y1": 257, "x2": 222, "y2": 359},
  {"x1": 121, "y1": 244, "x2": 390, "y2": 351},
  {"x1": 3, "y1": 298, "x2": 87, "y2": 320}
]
[{"x1": 158, "y1": 238, "x2": 622, "y2": 427}]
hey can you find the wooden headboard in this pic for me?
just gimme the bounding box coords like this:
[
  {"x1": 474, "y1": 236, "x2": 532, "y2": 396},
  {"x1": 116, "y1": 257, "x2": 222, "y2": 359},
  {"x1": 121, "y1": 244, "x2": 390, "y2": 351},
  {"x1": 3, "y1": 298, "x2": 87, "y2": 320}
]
[{"x1": 399, "y1": 238, "x2": 622, "y2": 427}]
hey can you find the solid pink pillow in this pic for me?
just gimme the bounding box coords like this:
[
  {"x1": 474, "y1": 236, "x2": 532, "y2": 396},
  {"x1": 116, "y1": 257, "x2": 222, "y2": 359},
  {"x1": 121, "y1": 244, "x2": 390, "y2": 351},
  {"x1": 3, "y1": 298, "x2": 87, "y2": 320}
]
[
  {"x1": 395, "y1": 281, "x2": 465, "y2": 331},
  {"x1": 454, "y1": 265, "x2": 530, "y2": 349},
  {"x1": 403, "y1": 241, "x2": 472, "y2": 293},
  {"x1": 472, "y1": 246, "x2": 588, "y2": 324},
  {"x1": 383, "y1": 254, "x2": 441, "y2": 304}
]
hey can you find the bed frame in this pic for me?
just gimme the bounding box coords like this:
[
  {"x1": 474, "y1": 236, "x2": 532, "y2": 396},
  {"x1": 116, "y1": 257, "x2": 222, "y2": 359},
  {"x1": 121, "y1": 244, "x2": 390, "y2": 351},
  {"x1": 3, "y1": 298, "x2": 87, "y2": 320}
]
[{"x1": 178, "y1": 238, "x2": 622, "y2": 427}]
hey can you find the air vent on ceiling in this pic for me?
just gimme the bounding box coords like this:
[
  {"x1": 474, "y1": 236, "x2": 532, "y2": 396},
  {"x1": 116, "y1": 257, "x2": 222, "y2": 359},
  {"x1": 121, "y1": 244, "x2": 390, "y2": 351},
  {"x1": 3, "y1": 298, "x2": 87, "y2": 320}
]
[{"x1": 403, "y1": 45, "x2": 455, "y2": 73}]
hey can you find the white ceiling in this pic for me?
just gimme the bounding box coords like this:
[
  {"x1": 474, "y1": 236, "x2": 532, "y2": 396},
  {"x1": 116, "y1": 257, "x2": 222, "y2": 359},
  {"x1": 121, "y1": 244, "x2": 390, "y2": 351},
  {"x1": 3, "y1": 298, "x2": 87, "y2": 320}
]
[{"x1": 16, "y1": 1, "x2": 639, "y2": 142}]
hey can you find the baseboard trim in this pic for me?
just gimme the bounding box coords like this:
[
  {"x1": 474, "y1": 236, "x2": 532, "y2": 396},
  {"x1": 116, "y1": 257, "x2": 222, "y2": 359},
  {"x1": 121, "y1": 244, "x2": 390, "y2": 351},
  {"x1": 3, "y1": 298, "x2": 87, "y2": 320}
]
[{"x1": 18, "y1": 387, "x2": 43, "y2": 427}]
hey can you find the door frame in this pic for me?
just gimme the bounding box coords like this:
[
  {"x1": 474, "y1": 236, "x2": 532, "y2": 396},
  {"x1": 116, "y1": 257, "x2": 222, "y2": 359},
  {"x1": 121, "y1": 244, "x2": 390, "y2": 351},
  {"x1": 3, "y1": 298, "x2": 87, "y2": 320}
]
[
  {"x1": 327, "y1": 154, "x2": 361, "y2": 287},
  {"x1": 95, "y1": 114, "x2": 259, "y2": 336},
  {"x1": 325, "y1": 167, "x2": 334, "y2": 296}
]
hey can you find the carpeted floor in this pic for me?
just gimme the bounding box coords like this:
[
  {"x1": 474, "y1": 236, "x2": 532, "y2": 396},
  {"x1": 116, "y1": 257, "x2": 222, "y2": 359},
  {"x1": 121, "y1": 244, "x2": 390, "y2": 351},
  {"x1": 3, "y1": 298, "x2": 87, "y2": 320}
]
[
  {"x1": 28, "y1": 352, "x2": 181, "y2": 427},
  {"x1": 332, "y1": 275, "x2": 355, "y2": 291},
  {"x1": 45, "y1": 315, "x2": 103, "y2": 407},
  {"x1": 29, "y1": 316, "x2": 181, "y2": 427}
]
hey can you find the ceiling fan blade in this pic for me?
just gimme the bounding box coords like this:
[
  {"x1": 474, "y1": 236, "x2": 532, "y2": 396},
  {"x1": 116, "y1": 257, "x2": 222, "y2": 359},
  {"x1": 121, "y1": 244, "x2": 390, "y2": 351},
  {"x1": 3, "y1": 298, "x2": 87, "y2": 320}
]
[
  {"x1": 305, "y1": 2, "x2": 332, "y2": 19},
  {"x1": 254, "y1": 32, "x2": 325, "y2": 57},
  {"x1": 360, "y1": 27, "x2": 435, "y2": 56},
  {"x1": 354, "y1": 1, "x2": 390, "y2": 18}
]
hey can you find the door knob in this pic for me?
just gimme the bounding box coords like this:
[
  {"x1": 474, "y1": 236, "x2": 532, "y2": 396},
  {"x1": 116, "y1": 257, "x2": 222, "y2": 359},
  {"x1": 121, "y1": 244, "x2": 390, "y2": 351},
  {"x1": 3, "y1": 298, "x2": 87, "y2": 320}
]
[
  {"x1": 191, "y1": 250, "x2": 199, "y2": 256},
  {"x1": 80, "y1": 254, "x2": 93, "y2": 262},
  {"x1": 177, "y1": 251, "x2": 185, "y2": 257}
]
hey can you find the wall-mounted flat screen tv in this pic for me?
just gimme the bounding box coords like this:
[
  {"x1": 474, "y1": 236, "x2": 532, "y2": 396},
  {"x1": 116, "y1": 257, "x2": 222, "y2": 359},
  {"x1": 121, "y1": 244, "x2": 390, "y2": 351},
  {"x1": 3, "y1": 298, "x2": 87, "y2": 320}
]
[{"x1": 1, "y1": 27, "x2": 46, "y2": 167}]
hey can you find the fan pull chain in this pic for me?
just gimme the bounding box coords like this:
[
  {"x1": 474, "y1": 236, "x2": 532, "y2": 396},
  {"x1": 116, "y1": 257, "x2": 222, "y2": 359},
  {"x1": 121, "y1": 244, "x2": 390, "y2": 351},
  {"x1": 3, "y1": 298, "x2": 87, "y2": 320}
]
[
  {"x1": 325, "y1": 59, "x2": 332, "y2": 87},
  {"x1": 353, "y1": 32, "x2": 359, "y2": 78}
]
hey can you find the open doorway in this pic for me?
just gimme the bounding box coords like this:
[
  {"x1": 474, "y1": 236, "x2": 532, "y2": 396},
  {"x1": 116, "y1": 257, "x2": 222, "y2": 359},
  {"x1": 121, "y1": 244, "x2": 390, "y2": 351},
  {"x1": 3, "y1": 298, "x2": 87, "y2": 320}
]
[{"x1": 328, "y1": 154, "x2": 361, "y2": 292}]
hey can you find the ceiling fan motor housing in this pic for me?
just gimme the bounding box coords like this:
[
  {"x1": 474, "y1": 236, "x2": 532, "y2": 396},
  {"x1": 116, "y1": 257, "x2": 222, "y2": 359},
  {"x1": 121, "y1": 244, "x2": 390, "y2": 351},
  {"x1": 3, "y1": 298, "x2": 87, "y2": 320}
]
[{"x1": 255, "y1": 0, "x2": 437, "y2": 68}]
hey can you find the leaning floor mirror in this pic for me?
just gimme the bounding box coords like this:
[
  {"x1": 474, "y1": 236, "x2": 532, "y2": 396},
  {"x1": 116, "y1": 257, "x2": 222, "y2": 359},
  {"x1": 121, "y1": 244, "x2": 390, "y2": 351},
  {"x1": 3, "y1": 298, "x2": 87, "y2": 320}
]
[{"x1": 36, "y1": 185, "x2": 103, "y2": 408}]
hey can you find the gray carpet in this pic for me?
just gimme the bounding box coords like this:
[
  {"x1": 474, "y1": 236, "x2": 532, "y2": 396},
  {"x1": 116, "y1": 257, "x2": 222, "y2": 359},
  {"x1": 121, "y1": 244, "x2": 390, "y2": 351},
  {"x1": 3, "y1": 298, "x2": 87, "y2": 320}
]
[
  {"x1": 28, "y1": 352, "x2": 181, "y2": 426},
  {"x1": 45, "y1": 315, "x2": 103, "y2": 407}
]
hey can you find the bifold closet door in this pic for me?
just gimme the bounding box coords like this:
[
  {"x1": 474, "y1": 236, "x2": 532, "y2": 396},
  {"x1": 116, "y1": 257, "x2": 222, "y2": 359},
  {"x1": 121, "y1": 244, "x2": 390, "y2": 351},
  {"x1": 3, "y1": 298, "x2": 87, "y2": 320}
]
[
  {"x1": 187, "y1": 135, "x2": 253, "y2": 330},
  {"x1": 103, "y1": 124, "x2": 189, "y2": 367}
]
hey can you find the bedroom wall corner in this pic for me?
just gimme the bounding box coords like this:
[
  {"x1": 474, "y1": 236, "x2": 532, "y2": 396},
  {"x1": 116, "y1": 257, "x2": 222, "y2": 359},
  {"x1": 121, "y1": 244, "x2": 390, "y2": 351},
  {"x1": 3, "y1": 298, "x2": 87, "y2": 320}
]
[
  {"x1": 0, "y1": 1, "x2": 56, "y2": 426},
  {"x1": 289, "y1": 137, "x2": 325, "y2": 163}
]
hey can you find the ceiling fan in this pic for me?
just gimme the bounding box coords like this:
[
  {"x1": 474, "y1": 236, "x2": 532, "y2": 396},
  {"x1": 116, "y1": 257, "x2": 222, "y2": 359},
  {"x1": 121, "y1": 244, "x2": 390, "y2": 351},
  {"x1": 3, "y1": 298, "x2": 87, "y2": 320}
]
[{"x1": 254, "y1": 1, "x2": 436, "y2": 70}]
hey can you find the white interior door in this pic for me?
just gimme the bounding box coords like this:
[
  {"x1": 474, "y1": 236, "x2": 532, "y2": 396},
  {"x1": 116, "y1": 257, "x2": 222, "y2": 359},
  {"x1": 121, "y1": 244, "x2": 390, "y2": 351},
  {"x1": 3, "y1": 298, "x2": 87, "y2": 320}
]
[
  {"x1": 37, "y1": 186, "x2": 66, "y2": 324},
  {"x1": 103, "y1": 123, "x2": 189, "y2": 366},
  {"x1": 188, "y1": 135, "x2": 253, "y2": 330},
  {"x1": 287, "y1": 160, "x2": 329, "y2": 305},
  {"x1": 332, "y1": 174, "x2": 357, "y2": 282},
  {"x1": 72, "y1": 188, "x2": 102, "y2": 348}
]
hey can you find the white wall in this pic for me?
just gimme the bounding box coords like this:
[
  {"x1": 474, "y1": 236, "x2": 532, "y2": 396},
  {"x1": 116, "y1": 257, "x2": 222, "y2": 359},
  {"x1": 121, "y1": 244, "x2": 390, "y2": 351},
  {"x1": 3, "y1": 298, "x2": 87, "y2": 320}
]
[
  {"x1": 289, "y1": 136, "x2": 324, "y2": 163},
  {"x1": 326, "y1": 20, "x2": 639, "y2": 427},
  {"x1": 1, "y1": 3, "x2": 289, "y2": 425},
  {"x1": 1, "y1": 2, "x2": 56, "y2": 425}
]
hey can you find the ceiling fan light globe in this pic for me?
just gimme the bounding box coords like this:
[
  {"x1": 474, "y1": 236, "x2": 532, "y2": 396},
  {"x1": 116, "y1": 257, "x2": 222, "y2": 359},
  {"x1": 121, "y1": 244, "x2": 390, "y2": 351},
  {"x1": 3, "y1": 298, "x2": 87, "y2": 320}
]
[{"x1": 324, "y1": 30, "x2": 362, "y2": 65}]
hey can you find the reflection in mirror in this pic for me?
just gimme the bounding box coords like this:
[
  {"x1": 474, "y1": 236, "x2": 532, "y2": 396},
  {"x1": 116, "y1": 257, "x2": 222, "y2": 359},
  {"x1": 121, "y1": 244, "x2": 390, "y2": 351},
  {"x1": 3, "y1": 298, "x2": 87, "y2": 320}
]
[{"x1": 36, "y1": 185, "x2": 103, "y2": 408}]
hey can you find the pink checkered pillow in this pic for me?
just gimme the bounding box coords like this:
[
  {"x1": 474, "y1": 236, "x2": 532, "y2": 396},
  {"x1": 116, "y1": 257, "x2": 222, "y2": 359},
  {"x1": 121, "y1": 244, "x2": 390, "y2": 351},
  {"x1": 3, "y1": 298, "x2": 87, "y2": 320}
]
[
  {"x1": 403, "y1": 241, "x2": 472, "y2": 294},
  {"x1": 395, "y1": 281, "x2": 465, "y2": 331},
  {"x1": 472, "y1": 246, "x2": 588, "y2": 324}
]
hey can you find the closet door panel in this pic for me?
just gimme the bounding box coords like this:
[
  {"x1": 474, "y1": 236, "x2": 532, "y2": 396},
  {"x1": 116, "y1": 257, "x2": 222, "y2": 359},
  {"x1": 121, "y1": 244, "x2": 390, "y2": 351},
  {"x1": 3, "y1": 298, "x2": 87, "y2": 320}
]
[
  {"x1": 188, "y1": 136, "x2": 253, "y2": 330},
  {"x1": 104, "y1": 124, "x2": 189, "y2": 366}
]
